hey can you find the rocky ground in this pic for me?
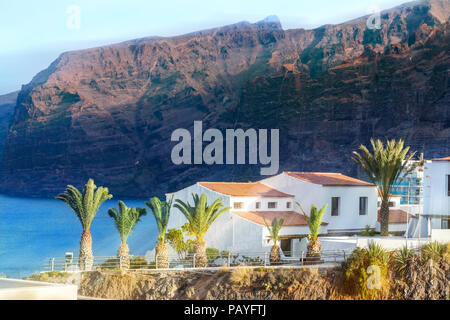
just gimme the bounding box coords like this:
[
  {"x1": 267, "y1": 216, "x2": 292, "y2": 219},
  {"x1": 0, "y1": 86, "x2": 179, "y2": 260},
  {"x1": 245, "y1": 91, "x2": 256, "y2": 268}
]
[{"x1": 31, "y1": 259, "x2": 449, "y2": 300}]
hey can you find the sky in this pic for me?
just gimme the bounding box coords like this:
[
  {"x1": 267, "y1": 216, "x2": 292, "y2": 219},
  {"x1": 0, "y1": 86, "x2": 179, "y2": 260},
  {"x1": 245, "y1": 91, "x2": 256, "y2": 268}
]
[{"x1": 0, "y1": 0, "x2": 411, "y2": 95}]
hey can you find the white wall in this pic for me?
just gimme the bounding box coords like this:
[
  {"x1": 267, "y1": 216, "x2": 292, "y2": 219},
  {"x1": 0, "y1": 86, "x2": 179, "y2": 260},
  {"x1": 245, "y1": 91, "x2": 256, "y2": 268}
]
[
  {"x1": 261, "y1": 173, "x2": 378, "y2": 232},
  {"x1": 423, "y1": 160, "x2": 450, "y2": 216},
  {"x1": 166, "y1": 183, "x2": 234, "y2": 251},
  {"x1": 431, "y1": 229, "x2": 450, "y2": 243},
  {"x1": 229, "y1": 196, "x2": 294, "y2": 212}
]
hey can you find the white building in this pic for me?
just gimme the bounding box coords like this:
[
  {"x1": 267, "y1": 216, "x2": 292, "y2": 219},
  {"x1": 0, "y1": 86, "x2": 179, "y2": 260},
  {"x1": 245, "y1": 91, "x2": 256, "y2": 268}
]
[
  {"x1": 166, "y1": 171, "x2": 380, "y2": 256},
  {"x1": 261, "y1": 172, "x2": 378, "y2": 234},
  {"x1": 411, "y1": 156, "x2": 450, "y2": 239},
  {"x1": 166, "y1": 181, "x2": 326, "y2": 255}
]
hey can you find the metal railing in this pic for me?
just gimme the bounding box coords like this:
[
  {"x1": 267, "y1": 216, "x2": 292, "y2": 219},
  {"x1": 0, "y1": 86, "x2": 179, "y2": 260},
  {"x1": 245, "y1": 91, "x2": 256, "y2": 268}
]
[{"x1": 43, "y1": 249, "x2": 353, "y2": 273}]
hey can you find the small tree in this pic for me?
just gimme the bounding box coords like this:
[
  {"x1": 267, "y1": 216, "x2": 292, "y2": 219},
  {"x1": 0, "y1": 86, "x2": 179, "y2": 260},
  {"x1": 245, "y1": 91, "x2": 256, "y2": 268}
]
[
  {"x1": 264, "y1": 217, "x2": 285, "y2": 264},
  {"x1": 108, "y1": 201, "x2": 147, "y2": 269},
  {"x1": 146, "y1": 196, "x2": 173, "y2": 268},
  {"x1": 56, "y1": 179, "x2": 112, "y2": 271},
  {"x1": 165, "y1": 223, "x2": 194, "y2": 260},
  {"x1": 297, "y1": 202, "x2": 327, "y2": 264}
]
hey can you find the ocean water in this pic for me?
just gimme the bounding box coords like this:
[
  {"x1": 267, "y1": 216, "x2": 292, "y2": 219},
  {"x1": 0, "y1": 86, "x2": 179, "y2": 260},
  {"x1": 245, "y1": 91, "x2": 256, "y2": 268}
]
[{"x1": 0, "y1": 195, "x2": 158, "y2": 278}]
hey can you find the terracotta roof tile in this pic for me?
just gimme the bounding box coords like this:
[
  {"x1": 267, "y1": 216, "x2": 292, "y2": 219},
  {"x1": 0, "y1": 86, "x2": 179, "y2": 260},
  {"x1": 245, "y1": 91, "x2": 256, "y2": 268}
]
[
  {"x1": 231, "y1": 211, "x2": 328, "y2": 227},
  {"x1": 377, "y1": 189, "x2": 402, "y2": 198},
  {"x1": 198, "y1": 182, "x2": 293, "y2": 197},
  {"x1": 377, "y1": 209, "x2": 410, "y2": 224},
  {"x1": 432, "y1": 156, "x2": 450, "y2": 161},
  {"x1": 284, "y1": 172, "x2": 375, "y2": 187}
]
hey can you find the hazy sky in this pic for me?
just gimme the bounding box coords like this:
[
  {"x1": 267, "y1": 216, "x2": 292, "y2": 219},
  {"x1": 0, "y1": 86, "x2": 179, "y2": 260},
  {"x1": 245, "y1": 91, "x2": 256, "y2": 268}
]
[{"x1": 0, "y1": 0, "x2": 410, "y2": 95}]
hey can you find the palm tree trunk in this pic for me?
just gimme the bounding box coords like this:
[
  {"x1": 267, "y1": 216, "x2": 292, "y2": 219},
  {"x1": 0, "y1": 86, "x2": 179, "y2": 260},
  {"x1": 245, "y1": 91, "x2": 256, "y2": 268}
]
[
  {"x1": 380, "y1": 199, "x2": 390, "y2": 236},
  {"x1": 305, "y1": 239, "x2": 322, "y2": 265},
  {"x1": 117, "y1": 243, "x2": 130, "y2": 270},
  {"x1": 270, "y1": 245, "x2": 281, "y2": 265},
  {"x1": 193, "y1": 240, "x2": 207, "y2": 268},
  {"x1": 79, "y1": 230, "x2": 94, "y2": 271},
  {"x1": 155, "y1": 241, "x2": 169, "y2": 268}
]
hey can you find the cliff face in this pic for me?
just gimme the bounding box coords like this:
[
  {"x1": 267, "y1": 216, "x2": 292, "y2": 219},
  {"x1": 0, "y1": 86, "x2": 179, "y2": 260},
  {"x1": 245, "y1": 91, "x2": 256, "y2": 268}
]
[
  {"x1": 0, "y1": 91, "x2": 18, "y2": 165},
  {"x1": 1, "y1": 0, "x2": 449, "y2": 197}
]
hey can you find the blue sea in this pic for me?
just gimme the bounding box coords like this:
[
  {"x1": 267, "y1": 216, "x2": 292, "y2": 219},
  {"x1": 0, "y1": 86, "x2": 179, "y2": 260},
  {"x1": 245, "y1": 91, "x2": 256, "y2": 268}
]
[{"x1": 0, "y1": 195, "x2": 158, "y2": 278}]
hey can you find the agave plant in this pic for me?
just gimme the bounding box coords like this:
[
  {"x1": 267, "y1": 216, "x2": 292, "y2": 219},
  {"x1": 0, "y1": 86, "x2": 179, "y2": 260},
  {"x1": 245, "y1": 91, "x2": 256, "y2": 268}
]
[
  {"x1": 146, "y1": 196, "x2": 173, "y2": 268},
  {"x1": 421, "y1": 241, "x2": 445, "y2": 262},
  {"x1": 174, "y1": 194, "x2": 230, "y2": 267},
  {"x1": 108, "y1": 201, "x2": 147, "y2": 270},
  {"x1": 297, "y1": 202, "x2": 327, "y2": 264},
  {"x1": 352, "y1": 139, "x2": 421, "y2": 236},
  {"x1": 367, "y1": 241, "x2": 390, "y2": 267},
  {"x1": 394, "y1": 246, "x2": 414, "y2": 275},
  {"x1": 56, "y1": 179, "x2": 113, "y2": 271},
  {"x1": 264, "y1": 217, "x2": 285, "y2": 265}
]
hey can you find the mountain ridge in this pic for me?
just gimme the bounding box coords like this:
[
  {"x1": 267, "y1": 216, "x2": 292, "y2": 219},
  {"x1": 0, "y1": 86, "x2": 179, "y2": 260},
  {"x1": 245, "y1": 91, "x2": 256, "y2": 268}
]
[{"x1": 1, "y1": 0, "x2": 449, "y2": 198}]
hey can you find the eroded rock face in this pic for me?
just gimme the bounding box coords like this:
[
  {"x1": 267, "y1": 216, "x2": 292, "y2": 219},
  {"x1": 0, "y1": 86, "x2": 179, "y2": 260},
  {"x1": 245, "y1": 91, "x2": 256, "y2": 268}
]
[
  {"x1": 0, "y1": 91, "x2": 18, "y2": 165},
  {"x1": 1, "y1": 0, "x2": 449, "y2": 197}
]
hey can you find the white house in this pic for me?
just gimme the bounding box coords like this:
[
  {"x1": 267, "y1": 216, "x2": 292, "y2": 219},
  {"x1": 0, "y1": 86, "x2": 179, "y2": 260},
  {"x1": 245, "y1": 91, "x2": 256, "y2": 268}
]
[
  {"x1": 411, "y1": 156, "x2": 450, "y2": 239},
  {"x1": 166, "y1": 181, "x2": 327, "y2": 255},
  {"x1": 261, "y1": 172, "x2": 378, "y2": 234}
]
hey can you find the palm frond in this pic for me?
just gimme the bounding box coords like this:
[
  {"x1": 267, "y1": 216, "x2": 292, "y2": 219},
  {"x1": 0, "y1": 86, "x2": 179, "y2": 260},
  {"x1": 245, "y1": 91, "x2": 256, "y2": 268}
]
[
  {"x1": 146, "y1": 195, "x2": 173, "y2": 242},
  {"x1": 108, "y1": 201, "x2": 147, "y2": 244},
  {"x1": 264, "y1": 217, "x2": 285, "y2": 243},
  {"x1": 297, "y1": 202, "x2": 327, "y2": 240},
  {"x1": 56, "y1": 179, "x2": 113, "y2": 231},
  {"x1": 174, "y1": 193, "x2": 230, "y2": 241}
]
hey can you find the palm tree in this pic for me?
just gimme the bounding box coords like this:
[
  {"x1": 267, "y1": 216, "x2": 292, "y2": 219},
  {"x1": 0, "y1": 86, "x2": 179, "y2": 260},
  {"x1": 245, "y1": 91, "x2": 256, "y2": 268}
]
[
  {"x1": 297, "y1": 202, "x2": 327, "y2": 264},
  {"x1": 56, "y1": 179, "x2": 112, "y2": 271},
  {"x1": 108, "y1": 201, "x2": 147, "y2": 270},
  {"x1": 352, "y1": 139, "x2": 421, "y2": 236},
  {"x1": 264, "y1": 217, "x2": 285, "y2": 264},
  {"x1": 146, "y1": 196, "x2": 173, "y2": 268},
  {"x1": 174, "y1": 194, "x2": 230, "y2": 267}
]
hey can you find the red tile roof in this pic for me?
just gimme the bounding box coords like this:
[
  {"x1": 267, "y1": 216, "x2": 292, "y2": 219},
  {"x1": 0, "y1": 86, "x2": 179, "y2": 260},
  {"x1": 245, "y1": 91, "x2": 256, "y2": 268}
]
[
  {"x1": 198, "y1": 182, "x2": 293, "y2": 197},
  {"x1": 231, "y1": 211, "x2": 328, "y2": 227},
  {"x1": 432, "y1": 156, "x2": 450, "y2": 161},
  {"x1": 284, "y1": 172, "x2": 375, "y2": 187},
  {"x1": 377, "y1": 189, "x2": 402, "y2": 198},
  {"x1": 377, "y1": 209, "x2": 410, "y2": 224}
]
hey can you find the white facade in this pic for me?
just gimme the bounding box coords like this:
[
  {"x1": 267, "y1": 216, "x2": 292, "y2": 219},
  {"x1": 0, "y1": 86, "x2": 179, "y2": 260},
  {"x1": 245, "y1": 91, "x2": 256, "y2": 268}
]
[
  {"x1": 166, "y1": 182, "x2": 311, "y2": 253},
  {"x1": 261, "y1": 173, "x2": 378, "y2": 233},
  {"x1": 415, "y1": 158, "x2": 450, "y2": 238}
]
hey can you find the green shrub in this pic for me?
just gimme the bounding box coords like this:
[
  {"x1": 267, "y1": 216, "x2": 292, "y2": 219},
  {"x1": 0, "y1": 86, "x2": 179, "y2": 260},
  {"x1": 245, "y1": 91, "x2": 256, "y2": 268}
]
[
  {"x1": 394, "y1": 246, "x2": 414, "y2": 275},
  {"x1": 206, "y1": 248, "x2": 220, "y2": 263},
  {"x1": 99, "y1": 258, "x2": 120, "y2": 270},
  {"x1": 360, "y1": 225, "x2": 376, "y2": 236},
  {"x1": 342, "y1": 242, "x2": 391, "y2": 299},
  {"x1": 130, "y1": 256, "x2": 148, "y2": 269},
  {"x1": 421, "y1": 241, "x2": 445, "y2": 262}
]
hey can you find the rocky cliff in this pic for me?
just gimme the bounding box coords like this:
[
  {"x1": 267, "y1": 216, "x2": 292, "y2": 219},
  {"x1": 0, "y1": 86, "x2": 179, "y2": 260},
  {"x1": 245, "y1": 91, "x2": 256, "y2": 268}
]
[
  {"x1": 0, "y1": 91, "x2": 18, "y2": 165},
  {"x1": 1, "y1": 0, "x2": 449, "y2": 197}
]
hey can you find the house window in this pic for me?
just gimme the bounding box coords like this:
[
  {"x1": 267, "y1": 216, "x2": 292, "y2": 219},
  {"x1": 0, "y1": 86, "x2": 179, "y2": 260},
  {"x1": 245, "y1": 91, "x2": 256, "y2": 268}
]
[
  {"x1": 377, "y1": 201, "x2": 381, "y2": 208},
  {"x1": 255, "y1": 202, "x2": 261, "y2": 209},
  {"x1": 268, "y1": 202, "x2": 277, "y2": 209},
  {"x1": 447, "y1": 175, "x2": 450, "y2": 196},
  {"x1": 359, "y1": 197, "x2": 368, "y2": 215},
  {"x1": 233, "y1": 202, "x2": 244, "y2": 209},
  {"x1": 442, "y1": 217, "x2": 450, "y2": 229},
  {"x1": 389, "y1": 201, "x2": 394, "y2": 207},
  {"x1": 331, "y1": 197, "x2": 340, "y2": 216},
  {"x1": 286, "y1": 202, "x2": 291, "y2": 209}
]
